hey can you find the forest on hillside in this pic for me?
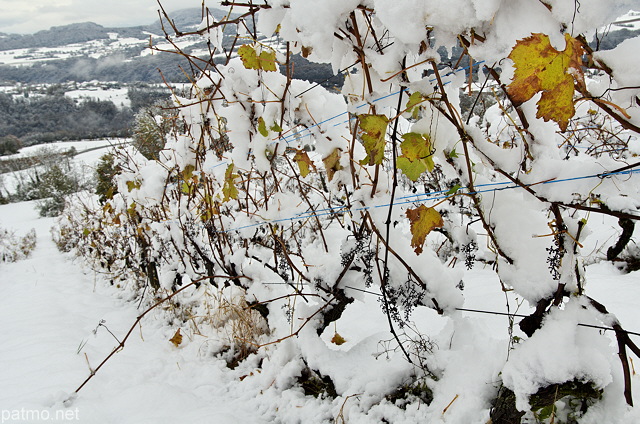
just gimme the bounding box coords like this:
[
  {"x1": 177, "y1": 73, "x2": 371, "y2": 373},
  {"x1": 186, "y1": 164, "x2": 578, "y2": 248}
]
[{"x1": 0, "y1": 85, "x2": 170, "y2": 152}]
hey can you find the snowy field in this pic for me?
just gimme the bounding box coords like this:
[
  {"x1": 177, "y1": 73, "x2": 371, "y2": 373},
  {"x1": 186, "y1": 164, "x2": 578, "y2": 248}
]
[
  {"x1": 0, "y1": 139, "x2": 130, "y2": 195},
  {"x1": 64, "y1": 88, "x2": 131, "y2": 109},
  {"x1": 1, "y1": 143, "x2": 640, "y2": 423},
  {"x1": 2, "y1": 198, "x2": 640, "y2": 423},
  {"x1": 0, "y1": 37, "x2": 148, "y2": 67},
  {"x1": 2, "y1": 139, "x2": 128, "y2": 160}
]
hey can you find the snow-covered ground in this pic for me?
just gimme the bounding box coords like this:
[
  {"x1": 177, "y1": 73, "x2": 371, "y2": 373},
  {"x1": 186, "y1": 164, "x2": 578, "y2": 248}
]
[
  {"x1": 4, "y1": 139, "x2": 128, "y2": 160},
  {"x1": 1, "y1": 139, "x2": 130, "y2": 195},
  {"x1": 2, "y1": 196, "x2": 640, "y2": 423},
  {"x1": 0, "y1": 201, "x2": 271, "y2": 424},
  {"x1": 65, "y1": 88, "x2": 131, "y2": 109},
  {"x1": 2, "y1": 135, "x2": 640, "y2": 422}
]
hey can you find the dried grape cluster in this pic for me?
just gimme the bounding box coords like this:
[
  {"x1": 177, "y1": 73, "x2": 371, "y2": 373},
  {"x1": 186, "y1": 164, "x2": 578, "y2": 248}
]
[
  {"x1": 546, "y1": 238, "x2": 563, "y2": 280},
  {"x1": 341, "y1": 231, "x2": 375, "y2": 288},
  {"x1": 461, "y1": 241, "x2": 477, "y2": 270},
  {"x1": 380, "y1": 275, "x2": 427, "y2": 328}
]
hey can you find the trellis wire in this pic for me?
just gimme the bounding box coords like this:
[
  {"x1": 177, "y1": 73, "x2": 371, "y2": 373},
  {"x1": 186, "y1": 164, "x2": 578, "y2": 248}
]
[
  {"x1": 223, "y1": 167, "x2": 640, "y2": 234},
  {"x1": 256, "y1": 283, "x2": 640, "y2": 338}
]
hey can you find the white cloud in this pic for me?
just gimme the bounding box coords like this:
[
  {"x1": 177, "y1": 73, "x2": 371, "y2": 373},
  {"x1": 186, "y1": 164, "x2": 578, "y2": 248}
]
[{"x1": 0, "y1": 0, "x2": 221, "y2": 34}]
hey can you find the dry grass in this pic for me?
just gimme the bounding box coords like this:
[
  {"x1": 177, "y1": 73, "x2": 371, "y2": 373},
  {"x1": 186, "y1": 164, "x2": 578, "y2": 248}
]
[{"x1": 1, "y1": 227, "x2": 36, "y2": 262}]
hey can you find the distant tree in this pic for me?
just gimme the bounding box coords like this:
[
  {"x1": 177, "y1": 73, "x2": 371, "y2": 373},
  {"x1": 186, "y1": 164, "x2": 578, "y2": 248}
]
[
  {"x1": 95, "y1": 153, "x2": 120, "y2": 204},
  {"x1": 0, "y1": 92, "x2": 134, "y2": 144},
  {"x1": 127, "y1": 87, "x2": 170, "y2": 112},
  {"x1": 0, "y1": 135, "x2": 22, "y2": 156},
  {"x1": 132, "y1": 101, "x2": 177, "y2": 160}
]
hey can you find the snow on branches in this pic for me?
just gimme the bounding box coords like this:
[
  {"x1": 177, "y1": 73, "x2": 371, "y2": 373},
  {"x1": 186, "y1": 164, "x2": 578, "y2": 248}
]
[{"x1": 58, "y1": 0, "x2": 640, "y2": 420}]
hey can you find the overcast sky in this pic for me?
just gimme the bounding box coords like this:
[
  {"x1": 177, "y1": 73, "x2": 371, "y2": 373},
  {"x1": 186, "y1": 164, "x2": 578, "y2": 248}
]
[{"x1": 0, "y1": 0, "x2": 220, "y2": 34}]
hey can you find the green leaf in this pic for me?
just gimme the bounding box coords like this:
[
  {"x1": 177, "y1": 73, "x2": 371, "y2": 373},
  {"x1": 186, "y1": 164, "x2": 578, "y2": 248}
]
[
  {"x1": 534, "y1": 404, "x2": 555, "y2": 421},
  {"x1": 294, "y1": 149, "x2": 315, "y2": 178},
  {"x1": 257, "y1": 117, "x2": 269, "y2": 137},
  {"x1": 448, "y1": 148, "x2": 458, "y2": 159},
  {"x1": 406, "y1": 92, "x2": 425, "y2": 119},
  {"x1": 446, "y1": 184, "x2": 462, "y2": 195},
  {"x1": 270, "y1": 122, "x2": 283, "y2": 133},
  {"x1": 396, "y1": 132, "x2": 434, "y2": 182},
  {"x1": 359, "y1": 114, "x2": 389, "y2": 166},
  {"x1": 222, "y1": 164, "x2": 239, "y2": 202},
  {"x1": 397, "y1": 157, "x2": 427, "y2": 182},
  {"x1": 180, "y1": 164, "x2": 197, "y2": 194}
]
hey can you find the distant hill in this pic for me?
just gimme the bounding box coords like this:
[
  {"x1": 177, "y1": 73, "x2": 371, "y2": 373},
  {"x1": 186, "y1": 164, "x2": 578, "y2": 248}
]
[
  {"x1": 0, "y1": 7, "x2": 234, "y2": 52},
  {"x1": 5, "y1": 7, "x2": 633, "y2": 87},
  {"x1": 0, "y1": 22, "x2": 146, "y2": 51},
  {"x1": 0, "y1": 8, "x2": 237, "y2": 84},
  {"x1": 0, "y1": 8, "x2": 223, "y2": 51}
]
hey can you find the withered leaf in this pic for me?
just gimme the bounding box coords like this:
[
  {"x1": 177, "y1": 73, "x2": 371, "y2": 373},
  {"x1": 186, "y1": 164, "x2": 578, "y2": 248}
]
[
  {"x1": 507, "y1": 33, "x2": 584, "y2": 131},
  {"x1": 406, "y1": 205, "x2": 444, "y2": 255}
]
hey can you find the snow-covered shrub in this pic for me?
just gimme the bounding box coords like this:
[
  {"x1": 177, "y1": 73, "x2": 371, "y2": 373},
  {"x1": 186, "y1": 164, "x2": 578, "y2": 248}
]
[
  {"x1": 13, "y1": 146, "x2": 91, "y2": 216},
  {"x1": 131, "y1": 100, "x2": 178, "y2": 160},
  {"x1": 0, "y1": 227, "x2": 36, "y2": 262},
  {"x1": 60, "y1": 1, "x2": 640, "y2": 420},
  {"x1": 94, "y1": 152, "x2": 120, "y2": 204}
]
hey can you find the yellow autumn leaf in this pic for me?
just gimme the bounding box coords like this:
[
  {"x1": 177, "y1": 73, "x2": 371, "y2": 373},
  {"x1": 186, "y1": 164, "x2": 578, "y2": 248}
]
[
  {"x1": 301, "y1": 46, "x2": 312, "y2": 58},
  {"x1": 237, "y1": 44, "x2": 277, "y2": 72},
  {"x1": 169, "y1": 328, "x2": 182, "y2": 347},
  {"x1": 259, "y1": 50, "x2": 277, "y2": 72},
  {"x1": 507, "y1": 33, "x2": 584, "y2": 131},
  {"x1": 238, "y1": 45, "x2": 259, "y2": 70},
  {"x1": 323, "y1": 149, "x2": 342, "y2": 181},
  {"x1": 359, "y1": 114, "x2": 389, "y2": 166},
  {"x1": 293, "y1": 149, "x2": 315, "y2": 178},
  {"x1": 126, "y1": 180, "x2": 141, "y2": 192},
  {"x1": 331, "y1": 332, "x2": 346, "y2": 345},
  {"x1": 406, "y1": 205, "x2": 443, "y2": 255},
  {"x1": 222, "y1": 164, "x2": 239, "y2": 202},
  {"x1": 181, "y1": 164, "x2": 195, "y2": 180}
]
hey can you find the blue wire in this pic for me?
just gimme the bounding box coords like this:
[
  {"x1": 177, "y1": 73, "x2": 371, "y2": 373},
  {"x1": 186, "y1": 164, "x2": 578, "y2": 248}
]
[
  {"x1": 125, "y1": 59, "x2": 640, "y2": 234},
  {"x1": 133, "y1": 167, "x2": 638, "y2": 236},
  {"x1": 214, "y1": 168, "x2": 639, "y2": 234},
  {"x1": 279, "y1": 61, "x2": 485, "y2": 145}
]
